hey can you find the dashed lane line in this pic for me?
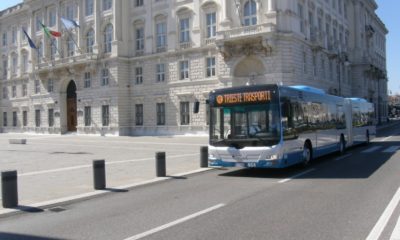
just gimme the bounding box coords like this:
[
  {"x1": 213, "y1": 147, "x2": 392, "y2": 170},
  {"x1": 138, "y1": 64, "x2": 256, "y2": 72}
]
[
  {"x1": 123, "y1": 203, "x2": 225, "y2": 240},
  {"x1": 383, "y1": 146, "x2": 400, "y2": 153},
  {"x1": 366, "y1": 187, "x2": 400, "y2": 240},
  {"x1": 278, "y1": 168, "x2": 316, "y2": 183},
  {"x1": 362, "y1": 146, "x2": 383, "y2": 153}
]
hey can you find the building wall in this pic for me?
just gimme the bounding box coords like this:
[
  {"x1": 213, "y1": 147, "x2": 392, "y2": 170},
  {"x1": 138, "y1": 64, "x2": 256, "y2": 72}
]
[{"x1": 0, "y1": 0, "x2": 389, "y2": 135}]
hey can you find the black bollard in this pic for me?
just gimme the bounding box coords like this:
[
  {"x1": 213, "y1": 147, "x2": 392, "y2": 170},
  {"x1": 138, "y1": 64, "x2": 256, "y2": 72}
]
[
  {"x1": 93, "y1": 160, "x2": 106, "y2": 190},
  {"x1": 1, "y1": 170, "x2": 18, "y2": 208},
  {"x1": 155, "y1": 152, "x2": 166, "y2": 177},
  {"x1": 200, "y1": 146, "x2": 209, "y2": 168}
]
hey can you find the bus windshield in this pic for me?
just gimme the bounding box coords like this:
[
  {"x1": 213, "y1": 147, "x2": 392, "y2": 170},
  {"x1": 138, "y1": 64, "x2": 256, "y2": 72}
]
[{"x1": 210, "y1": 103, "x2": 281, "y2": 148}]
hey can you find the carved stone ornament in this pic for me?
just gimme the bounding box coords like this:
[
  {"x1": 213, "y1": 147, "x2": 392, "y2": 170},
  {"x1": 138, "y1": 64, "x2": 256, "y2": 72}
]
[{"x1": 217, "y1": 38, "x2": 273, "y2": 60}]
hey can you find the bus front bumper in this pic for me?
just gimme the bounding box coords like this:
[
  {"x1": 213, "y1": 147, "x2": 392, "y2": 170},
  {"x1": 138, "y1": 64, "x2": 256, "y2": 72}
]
[{"x1": 209, "y1": 159, "x2": 283, "y2": 168}]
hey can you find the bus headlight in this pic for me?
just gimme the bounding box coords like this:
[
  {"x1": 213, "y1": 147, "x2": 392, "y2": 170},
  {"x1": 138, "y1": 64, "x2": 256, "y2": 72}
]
[{"x1": 265, "y1": 154, "x2": 278, "y2": 160}]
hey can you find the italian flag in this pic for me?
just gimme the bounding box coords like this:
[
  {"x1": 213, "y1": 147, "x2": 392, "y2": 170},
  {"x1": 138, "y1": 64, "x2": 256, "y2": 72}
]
[{"x1": 41, "y1": 23, "x2": 61, "y2": 38}]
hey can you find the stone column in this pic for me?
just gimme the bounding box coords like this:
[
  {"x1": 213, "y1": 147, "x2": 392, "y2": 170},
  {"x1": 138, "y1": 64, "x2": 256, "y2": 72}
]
[{"x1": 220, "y1": 0, "x2": 231, "y2": 28}]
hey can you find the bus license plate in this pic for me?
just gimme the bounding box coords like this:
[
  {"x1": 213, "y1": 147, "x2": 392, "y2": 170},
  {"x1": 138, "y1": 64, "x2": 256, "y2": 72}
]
[
  {"x1": 236, "y1": 163, "x2": 245, "y2": 167},
  {"x1": 247, "y1": 162, "x2": 257, "y2": 168}
]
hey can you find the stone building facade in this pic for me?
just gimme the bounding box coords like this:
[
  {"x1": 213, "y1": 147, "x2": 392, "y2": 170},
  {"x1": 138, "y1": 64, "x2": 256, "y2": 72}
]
[{"x1": 0, "y1": 0, "x2": 388, "y2": 136}]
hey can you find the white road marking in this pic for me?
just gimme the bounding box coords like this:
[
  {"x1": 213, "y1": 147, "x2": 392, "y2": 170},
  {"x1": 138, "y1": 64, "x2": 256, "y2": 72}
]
[
  {"x1": 278, "y1": 168, "x2": 315, "y2": 183},
  {"x1": 390, "y1": 214, "x2": 400, "y2": 240},
  {"x1": 18, "y1": 153, "x2": 199, "y2": 177},
  {"x1": 366, "y1": 187, "x2": 400, "y2": 240},
  {"x1": 380, "y1": 136, "x2": 393, "y2": 142},
  {"x1": 335, "y1": 153, "x2": 352, "y2": 161},
  {"x1": 123, "y1": 203, "x2": 225, "y2": 240},
  {"x1": 383, "y1": 146, "x2": 400, "y2": 153},
  {"x1": 362, "y1": 146, "x2": 382, "y2": 153}
]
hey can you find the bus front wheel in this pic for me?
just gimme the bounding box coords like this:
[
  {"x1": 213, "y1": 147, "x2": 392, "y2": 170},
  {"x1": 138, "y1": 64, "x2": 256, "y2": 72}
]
[{"x1": 302, "y1": 142, "x2": 312, "y2": 166}]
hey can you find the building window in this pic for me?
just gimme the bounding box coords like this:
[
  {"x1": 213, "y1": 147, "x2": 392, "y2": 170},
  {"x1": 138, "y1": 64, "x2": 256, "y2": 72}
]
[
  {"x1": 47, "y1": 79, "x2": 54, "y2": 93},
  {"x1": 321, "y1": 57, "x2": 326, "y2": 78},
  {"x1": 22, "y1": 54, "x2": 28, "y2": 73},
  {"x1": 3, "y1": 59, "x2": 7, "y2": 78},
  {"x1": 36, "y1": 14, "x2": 42, "y2": 32},
  {"x1": 244, "y1": 0, "x2": 257, "y2": 26},
  {"x1": 11, "y1": 28, "x2": 17, "y2": 45},
  {"x1": 35, "y1": 109, "x2": 41, "y2": 127},
  {"x1": 37, "y1": 42, "x2": 43, "y2": 63},
  {"x1": 156, "y1": 22, "x2": 167, "y2": 50},
  {"x1": 85, "y1": 0, "x2": 94, "y2": 16},
  {"x1": 180, "y1": 18, "x2": 190, "y2": 43},
  {"x1": 48, "y1": 108, "x2": 54, "y2": 127},
  {"x1": 34, "y1": 80, "x2": 41, "y2": 94},
  {"x1": 156, "y1": 103, "x2": 165, "y2": 125},
  {"x1": 180, "y1": 102, "x2": 190, "y2": 125},
  {"x1": 135, "y1": 27, "x2": 144, "y2": 52},
  {"x1": 135, "y1": 67, "x2": 143, "y2": 84},
  {"x1": 104, "y1": 24, "x2": 113, "y2": 53},
  {"x1": 2, "y1": 32, "x2": 7, "y2": 46},
  {"x1": 22, "y1": 111, "x2": 27, "y2": 127},
  {"x1": 312, "y1": 54, "x2": 317, "y2": 76},
  {"x1": 103, "y1": 0, "x2": 112, "y2": 11},
  {"x1": 101, "y1": 68, "x2": 109, "y2": 86},
  {"x1": 67, "y1": 36, "x2": 75, "y2": 57},
  {"x1": 206, "y1": 12, "x2": 216, "y2": 38},
  {"x1": 298, "y1": 3, "x2": 304, "y2": 34},
  {"x1": 49, "y1": 9, "x2": 56, "y2": 27},
  {"x1": 51, "y1": 41, "x2": 57, "y2": 60},
  {"x1": 66, "y1": 4, "x2": 74, "y2": 19},
  {"x1": 22, "y1": 84, "x2": 27, "y2": 97},
  {"x1": 206, "y1": 57, "x2": 216, "y2": 78},
  {"x1": 84, "y1": 72, "x2": 91, "y2": 88},
  {"x1": 12, "y1": 86, "x2": 16, "y2": 98},
  {"x1": 303, "y1": 52, "x2": 307, "y2": 73},
  {"x1": 135, "y1": 104, "x2": 143, "y2": 126},
  {"x1": 11, "y1": 55, "x2": 17, "y2": 75},
  {"x1": 179, "y1": 60, "x2": 189, "y2": 80},
  {"x1": 3, "y1": 112, "x2": 7, "y2": 127},
  {"x1": 12, "y1": 111, "x2": 17, "y2": 127},
  {"x1": 156, "y1": 63, "x2": 165, "y2": 82},
  {"x1": 84, "y1": 106, "x2": 91, "y2": 126},
  {"x1": 86, "y1": 29, "x2": 94, "y2": 53},
  {"x1": 2, "y1": 87, "x2": 7, "y2": 99},
  {"x1": 102, "y1": 105, "x2": 109, "y2": 126},
  {"x1": 329, "y1": 59, "x2": 333, "y2": 81},
  {"x1": 135, "y1": 0, "x2": 143, "y2": 7}
]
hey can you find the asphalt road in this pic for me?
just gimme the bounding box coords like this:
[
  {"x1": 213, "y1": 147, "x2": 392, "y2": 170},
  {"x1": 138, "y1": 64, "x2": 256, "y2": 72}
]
[{"x1": 1, "y1": 126, "x2": 400, "y2": 240}]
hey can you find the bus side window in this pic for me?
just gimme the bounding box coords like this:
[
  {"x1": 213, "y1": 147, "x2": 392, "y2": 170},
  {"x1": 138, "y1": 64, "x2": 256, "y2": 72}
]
[{"x1": 282, "y1": 99, "x2": 294, "y2": 129}]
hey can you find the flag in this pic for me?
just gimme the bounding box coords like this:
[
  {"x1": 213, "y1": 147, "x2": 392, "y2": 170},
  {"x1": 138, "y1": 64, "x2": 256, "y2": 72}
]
[
  {"x1": 61, "y1": 17, "x2": 80, "y2": 29},
  {"x1": 22, "y1": 28, "x2": 37, "y2": 49},
  {"x1": 40, "y1": 23, "x2": 61, "y2": 38}
]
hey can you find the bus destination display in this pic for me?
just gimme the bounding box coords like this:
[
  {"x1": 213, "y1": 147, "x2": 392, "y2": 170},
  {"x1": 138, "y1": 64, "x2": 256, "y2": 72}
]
[{"x1": 214, "y1": 90, "x2": 272, "y2": 106}]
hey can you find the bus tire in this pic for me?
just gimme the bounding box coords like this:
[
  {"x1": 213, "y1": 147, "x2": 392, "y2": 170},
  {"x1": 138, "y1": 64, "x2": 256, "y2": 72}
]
[
  {"x1": 365, "y1": 130, "x2": 370, "y2": 145},
  {"x1": 302, "y1": 142, "x2": 312, "y2": 167},
  {"x1": 339, "y1": 135, "x2": 346, "y2": 155}
]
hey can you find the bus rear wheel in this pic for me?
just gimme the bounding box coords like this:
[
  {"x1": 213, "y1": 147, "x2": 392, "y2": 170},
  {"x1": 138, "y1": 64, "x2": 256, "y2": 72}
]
[
  {"x1": 302, "y1": 143, "x2": 312, "y2": 166},
  {"x1": 339, "y1": 135, "x2": 346, "y2": 155}
]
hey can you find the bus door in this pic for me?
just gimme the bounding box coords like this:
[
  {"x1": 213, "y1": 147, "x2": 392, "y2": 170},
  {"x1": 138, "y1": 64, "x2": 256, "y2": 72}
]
[{"x1": 336, "y1": 104, "x2": 346, "y2": 143}]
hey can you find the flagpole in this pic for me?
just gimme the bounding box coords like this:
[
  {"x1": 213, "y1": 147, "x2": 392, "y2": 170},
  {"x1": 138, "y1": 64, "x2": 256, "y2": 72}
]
[{"x1": 61, "y1": 20, "x2": 83, "y2": 54}]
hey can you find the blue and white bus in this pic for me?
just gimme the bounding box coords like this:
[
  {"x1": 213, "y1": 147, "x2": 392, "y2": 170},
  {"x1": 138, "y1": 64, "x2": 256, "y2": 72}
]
[{"x1": 208, "y1": 84, "x2": 376, "y2": 168}]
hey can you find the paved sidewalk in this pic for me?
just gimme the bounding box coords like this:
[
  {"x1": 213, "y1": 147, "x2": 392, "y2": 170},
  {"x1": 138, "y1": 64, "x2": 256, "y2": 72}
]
[{"x1": 0, "y1": 134, "x2": 208, "y2": 213}]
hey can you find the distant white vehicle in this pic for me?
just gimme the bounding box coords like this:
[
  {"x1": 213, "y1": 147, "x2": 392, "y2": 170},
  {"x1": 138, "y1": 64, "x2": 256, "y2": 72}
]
[{"x1": 207, "y1": 84, "x2": 376, "y2": 168}]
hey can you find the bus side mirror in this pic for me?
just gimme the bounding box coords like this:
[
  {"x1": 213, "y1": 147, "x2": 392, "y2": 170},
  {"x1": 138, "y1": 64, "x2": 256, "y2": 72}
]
[{"x1": 193, "y1": 101, "x2": 200, "y2": 114}]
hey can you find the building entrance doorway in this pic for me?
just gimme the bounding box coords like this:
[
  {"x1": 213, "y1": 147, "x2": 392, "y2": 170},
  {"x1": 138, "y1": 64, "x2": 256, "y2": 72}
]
[{"x1": 66, "y1": 81, "x2": 77, "y2": 132}]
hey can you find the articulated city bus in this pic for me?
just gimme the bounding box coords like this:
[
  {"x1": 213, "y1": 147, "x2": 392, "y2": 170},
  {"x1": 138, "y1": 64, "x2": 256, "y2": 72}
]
[{"x1": 207, "y1": 84, "x2": 376, "y2": 168}]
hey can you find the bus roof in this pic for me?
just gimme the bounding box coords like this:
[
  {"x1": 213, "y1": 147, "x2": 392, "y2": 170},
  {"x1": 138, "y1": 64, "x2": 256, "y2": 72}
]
[
  {"x1": 347, "y1": 98, "x2": 368, "y2": 103},
  {"x1": 288, "y1": 85, "x2": 326, "y2": 95}
]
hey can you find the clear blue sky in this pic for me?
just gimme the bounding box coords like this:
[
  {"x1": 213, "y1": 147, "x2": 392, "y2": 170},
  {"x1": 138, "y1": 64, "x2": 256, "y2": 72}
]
[{"x1": 0, "y1": 0, "x2": 398, "y2": 94}]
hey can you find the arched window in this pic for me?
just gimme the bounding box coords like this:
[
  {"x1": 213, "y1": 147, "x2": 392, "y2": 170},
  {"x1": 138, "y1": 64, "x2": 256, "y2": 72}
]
[
  {"x1": 86, "y1": 29, "x2": 94, "y2": 53},
  {"x1": 244, "y1": 0, "x2": 257, "y2": 26},
  {"x1": 104, "y1": 24, "x2": 113, "y2": 53}
]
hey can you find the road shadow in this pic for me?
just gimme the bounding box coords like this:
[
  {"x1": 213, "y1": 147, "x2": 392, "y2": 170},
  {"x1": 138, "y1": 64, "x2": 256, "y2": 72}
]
[
  {"x1": 104, "y1": 188, "x2": 129, "y2": 193},
  {"x1": 219, "y1": 141, "x2": 398, "y2": 180},
  {"x1": 10, "y1": 205, "x2": 44, "y2": 213},
  {"x1": 0, "y1": 232, "x2": 64, "y2": 240}
]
